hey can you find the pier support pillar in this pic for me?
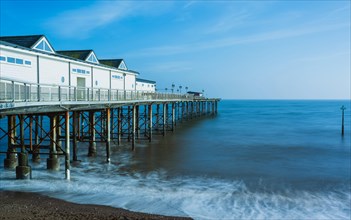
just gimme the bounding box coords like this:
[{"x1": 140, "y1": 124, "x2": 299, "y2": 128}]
[
  {"x1": 117, "y1": 107, "x2": 122, "y2": 145},
  {"x1": 16, "y1": 152, "x2": 31, "y2": 179},
  {"x1": 106, "y1": 108, "x2": 111, "y2": 162},
  {"x1": 47, "y1": 115, "x2": 60, "y2": 171},
  {"x1": 65, "y1": 111, "x2": 70, "y2": 180},
  {"x1": 72, "y1": 111, "x2": 78, "y2": 161},
  {"x1": 148, "y1": 104, "x2": 153, "y2": 142},
  {"x1": 163, "y1": 103, "x2": 167, "y2": 136},
  {"x1": 4, "y1": 115, "x2": 17, "y2": 169},
  {"x1": 88, "y1": 111, "x2": 97, "y2": 156},
  {"x1": 131, "y1": 105, "x2": 136, "y2": 151},
  {"x1": 172, "y1": 103, "x2": 175, "y2": 131},
  {"x1": 16, "y1": 115, "x2": 32, "y2": 179},
  {"x1": 32, "y1": 115, "x2": 40, "y2": 163}
]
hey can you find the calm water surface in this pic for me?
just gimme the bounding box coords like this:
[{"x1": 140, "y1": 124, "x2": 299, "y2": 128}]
[{"x1": 1, "y1": 100, "x2": 350, "y2": 219}]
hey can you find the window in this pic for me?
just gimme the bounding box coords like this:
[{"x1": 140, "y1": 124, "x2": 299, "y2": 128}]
[
  {"x1": 119, "y1": 61, "x2": 127, "y2": 70},
  {"x1": 25, "y1": 60, "x2": 31, "y2": 65},
  {"x1": 34, "y1": 38, "x2": 54, "y2": 53},
  {"x1": 72, "y1": 69, "x2": 77, "y2": 72},
  {"x1": 77, "y1": 69, "x2": 82, "y2": 73},
  {"x1": 15, "y1": 58, "x2": 23, "y2": 64},
  {"x1": 36, "y1": 41, "x2": 44, "y2": 50},
  {"x1": 61, "y1": 76, "x2": 65, "y2": 83},
  {"x1": 95, "y1": 80, "x2": 98, "y2": 86},
  {"x1": 7, "y1": 57, "x2": 15, "y2": 63},
  {"x1": 0, "y1": 56, "x2": 5, "y2": 61},
  {"x1": 87, "y1": 53, "x2": 98, "y2": 64},
  {"x1": 86, "y1": 71, "x2": 90, "y2": 74},
  {"x1": 81, "y1": 70, "x2": 85, "y2": 74}
]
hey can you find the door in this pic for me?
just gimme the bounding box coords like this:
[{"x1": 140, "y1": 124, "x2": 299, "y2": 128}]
[{"x1": 77, "y1": 77, "x2": 86, "y2": 100}]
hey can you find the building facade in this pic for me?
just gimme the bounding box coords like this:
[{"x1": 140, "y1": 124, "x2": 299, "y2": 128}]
[{"x1": 0, "y1": 35, "x2": 155, "y2": 93}]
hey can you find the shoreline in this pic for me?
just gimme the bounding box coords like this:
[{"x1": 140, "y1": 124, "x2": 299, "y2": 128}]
[{"x1": 0, "y1": 190, "x2": 192, "y2": 220}]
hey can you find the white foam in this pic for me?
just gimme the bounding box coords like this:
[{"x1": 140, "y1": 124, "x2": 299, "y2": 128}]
[{"x1": 1, "y1": 162, "x2": 350, "y2": 220}]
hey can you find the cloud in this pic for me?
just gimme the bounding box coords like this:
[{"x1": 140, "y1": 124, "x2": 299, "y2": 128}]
[
  {"x1": 129, "y1": 22, "x2": 350, "y2": 57},
  {"x1": 44, "y1": 1, "x2": 171, "y2": 38}
]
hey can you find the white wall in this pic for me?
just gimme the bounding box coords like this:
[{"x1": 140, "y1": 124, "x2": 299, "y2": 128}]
[
  {"x1": 111, "y1": 71, "x2": 124, "y2": 90},
  {"x1": 0, "y1": 46, "x2": 37, "y2": 83},
  {"x1": 39, "y1": 56, "x2": 69, "y2": 86},
  {"x1": 92, "y1": 67, "x2": 109, "y2": 89},
  {"x1": 124, "y1": 73, "x2": 136, "y2": 91},
  {"x1": 136, "y1": 81, "x2": 156, "y2": 92},
  {"x1": 70, "y1": 63, "x2": 92, "y2": 88}
]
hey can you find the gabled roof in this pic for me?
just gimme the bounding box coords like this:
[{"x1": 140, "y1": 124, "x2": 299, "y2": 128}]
[
  {"x1": 99, "y1": 59, "x2": 124, "y2": 68},
  {"x1": 0, "y1": 35, "x2": 43, "y2": 48},
  {"x1": 136, "y1": 78, "x2": 156, "y2": 84},
  {"x1": 56, "y1": 50, "x2": 93, "y2": 61}
]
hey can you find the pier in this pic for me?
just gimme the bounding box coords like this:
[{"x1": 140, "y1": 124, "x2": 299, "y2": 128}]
[{"x1": 0, "y1": 78, "x2": 219, "y2": 180}]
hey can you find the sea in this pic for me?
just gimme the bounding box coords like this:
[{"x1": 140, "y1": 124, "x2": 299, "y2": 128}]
[{"x1": 0, "y1": 100, "x2": 350, "y2": 220}]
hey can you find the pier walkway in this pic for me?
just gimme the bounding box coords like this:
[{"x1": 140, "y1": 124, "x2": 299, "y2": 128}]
[{"x1": 0, "y1": 78, "x2": 220, "y2": 180}]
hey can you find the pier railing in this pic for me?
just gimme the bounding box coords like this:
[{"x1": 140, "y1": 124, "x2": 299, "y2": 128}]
[{"x1": 0, "y1": 78, "x2": 197, "y2": 103}]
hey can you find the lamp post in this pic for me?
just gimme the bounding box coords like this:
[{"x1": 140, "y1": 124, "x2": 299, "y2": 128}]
[
  {"x1": 179, "y1": 85, "x2": 182, "y2": 93},
  {"x1": 171, "y1": 83, "x2": 175, "y2": 93},
  {"x1": 165, "y1": 88, "x2": 168, "y2": 93},
  {"x1": 185, "y1": 86, "x2": 188, "y2": 93},
  {"x1": 202, "y1": 89, "x2": 205, "y2": 97}
]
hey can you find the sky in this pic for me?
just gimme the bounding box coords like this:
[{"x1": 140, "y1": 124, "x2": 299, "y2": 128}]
[{"x1": 0, "y1": 0, "x2": 350, "y2": 99}]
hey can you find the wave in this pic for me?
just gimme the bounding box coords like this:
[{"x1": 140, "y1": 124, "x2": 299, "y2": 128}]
[{"x1": 1, "y1": 161, "x2": 350, "y2": 220}]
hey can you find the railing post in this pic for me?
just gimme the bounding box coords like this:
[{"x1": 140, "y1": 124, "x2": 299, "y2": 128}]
[
  {"x1": 37, "y1": 84, "x2": 40, "y2": 102},
  {"x1": 58, "y1": 86, "x2": 61, "y2": 101},
  {"x1": 98, "y1": 89, "x2": 101, "y2": 101},
  {"x1": 87, "y1": 88, "x2": 89, "y2": 101},
  {"x1": 11, "y1": 81, "x2": 15, "y2": 102},
  {"x1": 74, "y1": 87, "x2": 77, "y2": 101},
  {"x1": 24, "y1": 83, "x2": 27, "y2": 102}
]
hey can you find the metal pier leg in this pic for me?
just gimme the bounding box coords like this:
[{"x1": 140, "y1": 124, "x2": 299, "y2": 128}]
[
  {"x1": 106, "y1": 108, "x2": 111, "y2": 162},
  {"x1": 47, "y1": 115, "x2": 60, "y2": 171},
  {"x1": 172, "y1": 103, "x2": 175, "y2": 132},
  {"x1": 88, "y1": 111, "x2": 97, "y2": 156},
  {"x1": 16, "y1": 114, "x2": 32, "y2": 179},
  {"x1": 148, "y1": 104, "x2": 153, "y2": 142},
  {"x1": 163, "y1": 103, "x2": 166, "y2": 136},
  {"x1": 56, "y1": 115, "x2": 63, "y2": 154},
  {"x1": 73, "y1": 111, "x2": 78, "y2": 161},
  {"x1": 4, "y1": 115, "x2": 17, "y2": 169},
  {"x1": 136, "y1": 105, "x2": 140, "y2": 139},
  {"x1": 156, "y1": 104, "x2": 160, "y2": 131},
  {"x1": 118, "y1": 107, "x2": 121, "y2": 145},
  {"x1": 65, "y1": 111, "x2": 70, "y2": 180},
  {"x1": 32, "y1": 115, "x2": 40, "y2": 162},
  {"x1": 132, "y1": 105, "x2": 136, "y2": 151}
]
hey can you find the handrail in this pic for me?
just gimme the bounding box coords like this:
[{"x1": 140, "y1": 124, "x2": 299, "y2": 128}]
[{"x1": 0, "y1": 78, "x2": 202, "y2": 103}]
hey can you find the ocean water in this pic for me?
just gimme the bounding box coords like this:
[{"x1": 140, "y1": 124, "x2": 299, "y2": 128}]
[{"x1": 0, "y1": 100, "x2": 350, "y2": 219}]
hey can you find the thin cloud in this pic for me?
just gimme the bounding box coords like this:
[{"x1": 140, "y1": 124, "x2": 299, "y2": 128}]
[
  {"x1": 44, "y1": 1, "x2": 171, "y2": 38},
  {"x1": 129, "y1": 22, "x2": 350, "y2": 57}
]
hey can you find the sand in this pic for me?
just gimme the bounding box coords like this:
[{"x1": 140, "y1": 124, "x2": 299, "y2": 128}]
[{"x1": 0, "y1": 191, "x2": 192, "y2": 220}]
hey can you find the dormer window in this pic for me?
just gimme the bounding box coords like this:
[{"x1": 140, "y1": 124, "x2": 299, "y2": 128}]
[
  {"x1": 86, "y1": 52, "x2": 99, "y2": 64},
  {"x1": 118, "y1": 61, "x2": 127, "y2": 70},
  {"x1": 33, "y1": 37, "x2": 55, "y2": 53}
]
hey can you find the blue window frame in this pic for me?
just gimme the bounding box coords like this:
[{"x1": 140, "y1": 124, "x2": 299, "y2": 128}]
[
  {"x1": 0, "y1": 56, "x2": 5, "y2": 61},
  {"x1": 15, "y1": 58, "x2": 23, "y2": 64},
  {"x1": 25, "y1": 60, "x2": 31, "y2": 65},
  {"x1": 7, "y1": 57, "x2": 15, "y2": 63}
]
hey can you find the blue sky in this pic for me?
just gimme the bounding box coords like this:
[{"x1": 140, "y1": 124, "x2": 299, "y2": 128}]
[{"x1": 1, "y1": 0, "x2": 350, "y2": 99}]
